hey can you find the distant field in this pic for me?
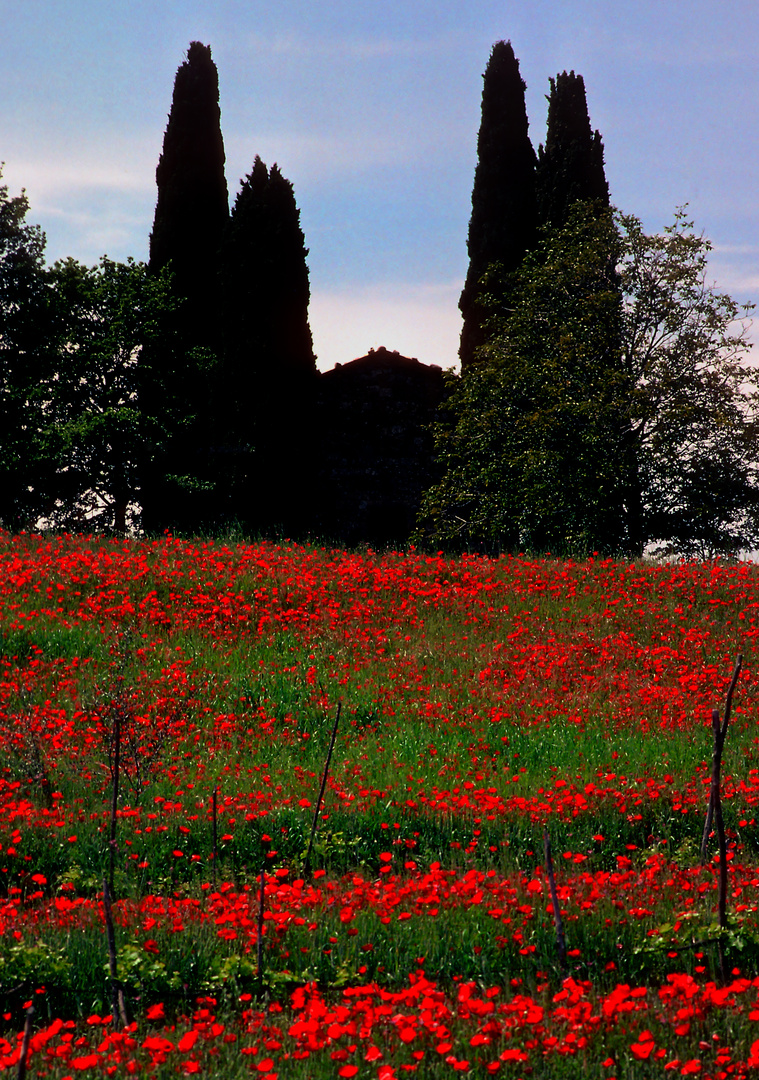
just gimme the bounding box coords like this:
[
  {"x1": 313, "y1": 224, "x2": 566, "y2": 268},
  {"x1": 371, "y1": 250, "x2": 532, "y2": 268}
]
[{"x1": 1, "y1": 532, "x2": 759, "y2": 1078}]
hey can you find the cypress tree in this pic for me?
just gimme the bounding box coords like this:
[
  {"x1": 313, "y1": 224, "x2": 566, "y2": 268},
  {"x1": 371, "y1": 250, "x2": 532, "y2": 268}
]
[
  {"x1": 216, "y1": 157, "x2": 317, "y2": 533},
  {"x1": 459, "y1": 41, "x2": 537, "y2": 371},
  {"x1": 142, "y1": 41, "x2": 229, "y2": 533},
  {"x1": 221, "y1": 158, "x2": 315, "y2": 385},
  {"x1": 149, "y1": 40, "x2": 229, "y2": 345},
  {"x1": 536, "y1": 71, "x2": 609, "y2": 230}
]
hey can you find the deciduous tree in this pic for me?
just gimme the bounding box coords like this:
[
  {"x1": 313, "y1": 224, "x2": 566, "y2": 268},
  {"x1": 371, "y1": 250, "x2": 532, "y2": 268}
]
[
  {"x1": 618, "y1": 208, "x2": 759, "y2": 557},
  {"x1": 0, "y1": 168, "x2": 48, "y2": 528},
  {"x1": 41, "y1": 257, "x2": 177, "y2": 533}
]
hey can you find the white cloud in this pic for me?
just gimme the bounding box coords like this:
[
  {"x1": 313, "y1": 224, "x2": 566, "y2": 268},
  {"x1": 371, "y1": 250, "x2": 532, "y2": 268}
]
[
  {"x1": 224, "y1": 129, "x2": 421, "y2": 187},
  {"x1": 711, "y1": 244, "x2": 759, "y2": 257},
  {"x1": 706, "y1": 256, "x2": 759, "y2": 301},
  {"x1": 2, "y1": 130, "x2": 157, "y2": 200},
  {"x1": 309, "y1": 281, "x2": 462, "y2": 373},
  {"x1": 1, "y1": 154, "x2": 155, "y2": 265}
]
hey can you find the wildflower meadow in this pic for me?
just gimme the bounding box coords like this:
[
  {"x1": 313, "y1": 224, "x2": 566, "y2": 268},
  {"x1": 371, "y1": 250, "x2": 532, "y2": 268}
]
[{"x1": 3, "y1": 531, "x2": 759, "y2": 1079}]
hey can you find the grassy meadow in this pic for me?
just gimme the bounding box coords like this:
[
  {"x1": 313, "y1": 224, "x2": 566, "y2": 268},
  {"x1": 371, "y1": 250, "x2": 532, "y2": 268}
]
[{"x1": 2, "y1": 531, "x2": 759, "y2": 1077}]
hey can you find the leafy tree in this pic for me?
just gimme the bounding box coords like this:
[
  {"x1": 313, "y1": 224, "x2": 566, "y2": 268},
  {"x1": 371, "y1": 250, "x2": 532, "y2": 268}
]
[
  {"x1": 40, "y1": 257, "x2": 177, "y2": 533},
  {"x1": 418, "y1": 206, "x2": 759, "y2": 558},
  {"x1": 216, "y1": 157, "x2": 317, "y2": 533},
  {"x1": 536, "y1": 71, "x2": 609, "y2": 230},
  {"x1": 419, "y1": 205, "x2": 632, "y2": 555},
  {"x1": 459, "y1": 41, "x2": 537, "y2": 371},
  {"x1": 0, "y1": 168, "x2": 48, "y2": 528},
  {"x1": 617, "y1": 208, "x2": 759, "y2": 557}
]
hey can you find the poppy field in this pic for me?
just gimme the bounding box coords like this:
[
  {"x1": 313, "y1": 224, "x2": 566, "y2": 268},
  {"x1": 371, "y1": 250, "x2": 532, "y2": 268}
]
[{"x1": 3, "y1": 532, "x2": 759, "y2": 1078}]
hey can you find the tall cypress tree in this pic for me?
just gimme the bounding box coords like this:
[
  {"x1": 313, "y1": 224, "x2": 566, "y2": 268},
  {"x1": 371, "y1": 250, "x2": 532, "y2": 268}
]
[
  {"x1": 149, "y1": 41, "x2": 229, "y2": 346},
  {"x1": 216, "y1": 157, "x2": 317, "y2": 533},
  {"x1": 536, "y1": 71, "x2": 609, "y2": 229},
  {"x1": 221, "y1": 158, "x2": 315, "y2": 385},
  {"x1": 459, "y1": 41, "x2": 537, "y2": 371},
  {"x1": 142, "y1": 41, "x2": 229, "y2": 533}
]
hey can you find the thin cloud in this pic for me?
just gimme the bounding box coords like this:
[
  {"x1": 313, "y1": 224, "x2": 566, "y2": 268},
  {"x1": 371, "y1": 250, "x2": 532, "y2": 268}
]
[
  {"x1": 711, "y1": 243, "x2": 759, "y2": 257},
  {"x1": 3, "y1": 140, "x2": 156, "y2": 202},
  {"x1": 224, "y1": 128, "x2": 440, "y2": 186},
  {"x1": 707, "y1": 257, "x2": 759, "y2": 300},
  {"x1": 241, "y1": 29, "x2": 465, "y2": 63},
  {"x1": 562, "y1": 20, "x2": 755, "y2": 69}
]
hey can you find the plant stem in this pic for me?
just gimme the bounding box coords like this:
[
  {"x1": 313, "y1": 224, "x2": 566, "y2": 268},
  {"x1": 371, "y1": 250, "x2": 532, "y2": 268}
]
[
  {"x1": 109, "y1": 704, "x2": 121, "y2": 898},
  {"x1": 543, "y1": 827, "x2": 567, "y2": 971},
  {"x1": 701, "y1": 656, "x2": 742, "y2": 863},
  {"x1": 257, "y1": 865, "x2": 266, "y2": 978},
  {"x1": 103, "y1": 876, "x2": 128, "y2": 1029},
  {"x1": 16, "y1": 1005, "x2": 34, "y2": 1080},
  {"x1": 304, "y1": 703, "x2": 342, "y2": 876}
]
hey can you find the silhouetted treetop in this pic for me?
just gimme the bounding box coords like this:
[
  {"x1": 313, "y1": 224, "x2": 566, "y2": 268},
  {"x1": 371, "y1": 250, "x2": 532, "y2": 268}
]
[
  {"x1": 222, "y1": 156, "x2": 315, "y2": 381},
  {"x1": 459, "y1": 40, "x2": 537, "y2": 369},
  {"x1": 149, "y1": 40, "x2": 229, "y2": 333},
  {"x1": 536, "y1": 70, "x2": 609, "y2": 229}
]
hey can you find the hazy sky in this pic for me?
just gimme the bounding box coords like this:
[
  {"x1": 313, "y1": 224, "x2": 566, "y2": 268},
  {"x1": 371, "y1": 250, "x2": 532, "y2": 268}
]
[{"x1": 2, "y1": 0, "x2": 758, "y2": 371}]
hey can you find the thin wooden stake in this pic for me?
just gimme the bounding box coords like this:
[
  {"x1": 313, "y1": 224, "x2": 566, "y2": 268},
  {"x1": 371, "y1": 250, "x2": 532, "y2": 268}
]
[
  {"x1": 16, "y1": 1004, "x2": 33, "y2": 1080},
  {"x1": 257, "y1": 865, "x2": 266, "y2": 978},
  {"x1": 108, "y1": 705, "x2": 122, "y2": 898},
  {"x1": 713, "y1": 785, "x2": 730, "y2": 984},
  {"x1": 701, "y1": 656, "x2": 742, "y2": 863},
  {"x1": 304, "y1": 703, "x2": 342, "y2": 876},
  {"x1": 212, "y1": 785, "x2": 218, "y2": 887},
  {"x1": 103, "y1": 876, "x2": 128, "y2": 1029},
  {"x1": 543, "y1": 828, "x2": 567, "y2": 971}
]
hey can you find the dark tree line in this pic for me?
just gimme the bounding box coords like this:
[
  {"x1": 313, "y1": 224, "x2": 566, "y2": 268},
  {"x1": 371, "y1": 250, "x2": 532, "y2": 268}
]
[
  {"x1": 1, "y1": 38, "x2": 756, "y2": 557},
  {"x1": 0, "y1": 42, "x2": 316, "y2": 537}
]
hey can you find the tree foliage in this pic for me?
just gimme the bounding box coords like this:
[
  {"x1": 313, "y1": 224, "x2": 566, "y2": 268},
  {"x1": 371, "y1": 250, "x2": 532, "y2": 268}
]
[
  {"x1": 459, "y1": 41, "x2": 537, "y2": 370},
  {"x1": 536, "y1": 71, "x2": 609, "y2": 230},
  {"x1": 617, "y1": 209, "x2": 759, "y2": 557},
  {"x1": 419, "y1": 204, "x2": 632, "y2": 555},
  {"x1": 142, "y1": 42, "x2": 230, "y2": 534},
  {"x1": 39, "y1": 257, "x2": 177, "y2": 533},
  {"x1": 220, "y1": 157, "x2": 315, "y2": 388},
  {"x1": 0, "y1": 178, "x2": 179, "y2": 534},
  {"x1": 418, "y1": 206, "x2": 759, "y2": 558},
  {"x1": 0, "y1": 169, "x2": 49, "y2": 528}
]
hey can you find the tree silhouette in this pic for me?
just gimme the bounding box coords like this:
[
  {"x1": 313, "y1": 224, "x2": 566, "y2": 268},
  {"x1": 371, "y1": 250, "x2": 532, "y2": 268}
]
[
  {"x1": 216, "y1": 158, "x2": 317, "y2": 533},
  {"x1": 536, "y1": 70, "x2": 609, "y2": 230},
  {"x1": 149, "y1": 41, "x2": 229, "y2": 347},
  {"x1": 0, "y1": 169, "x2": 49, "y2": 528},
  {"x1": 459, "y1": 41, "x2": 537, "y2": 370},
  {"x1": 142, "y1": 41, "x2": 230, "y2": 533}
]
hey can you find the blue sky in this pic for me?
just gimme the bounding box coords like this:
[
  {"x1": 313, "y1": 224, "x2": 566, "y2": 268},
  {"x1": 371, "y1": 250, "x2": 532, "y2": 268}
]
[{"x1": 2, "y1": 0, "x2": 758, "y2": 370}]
